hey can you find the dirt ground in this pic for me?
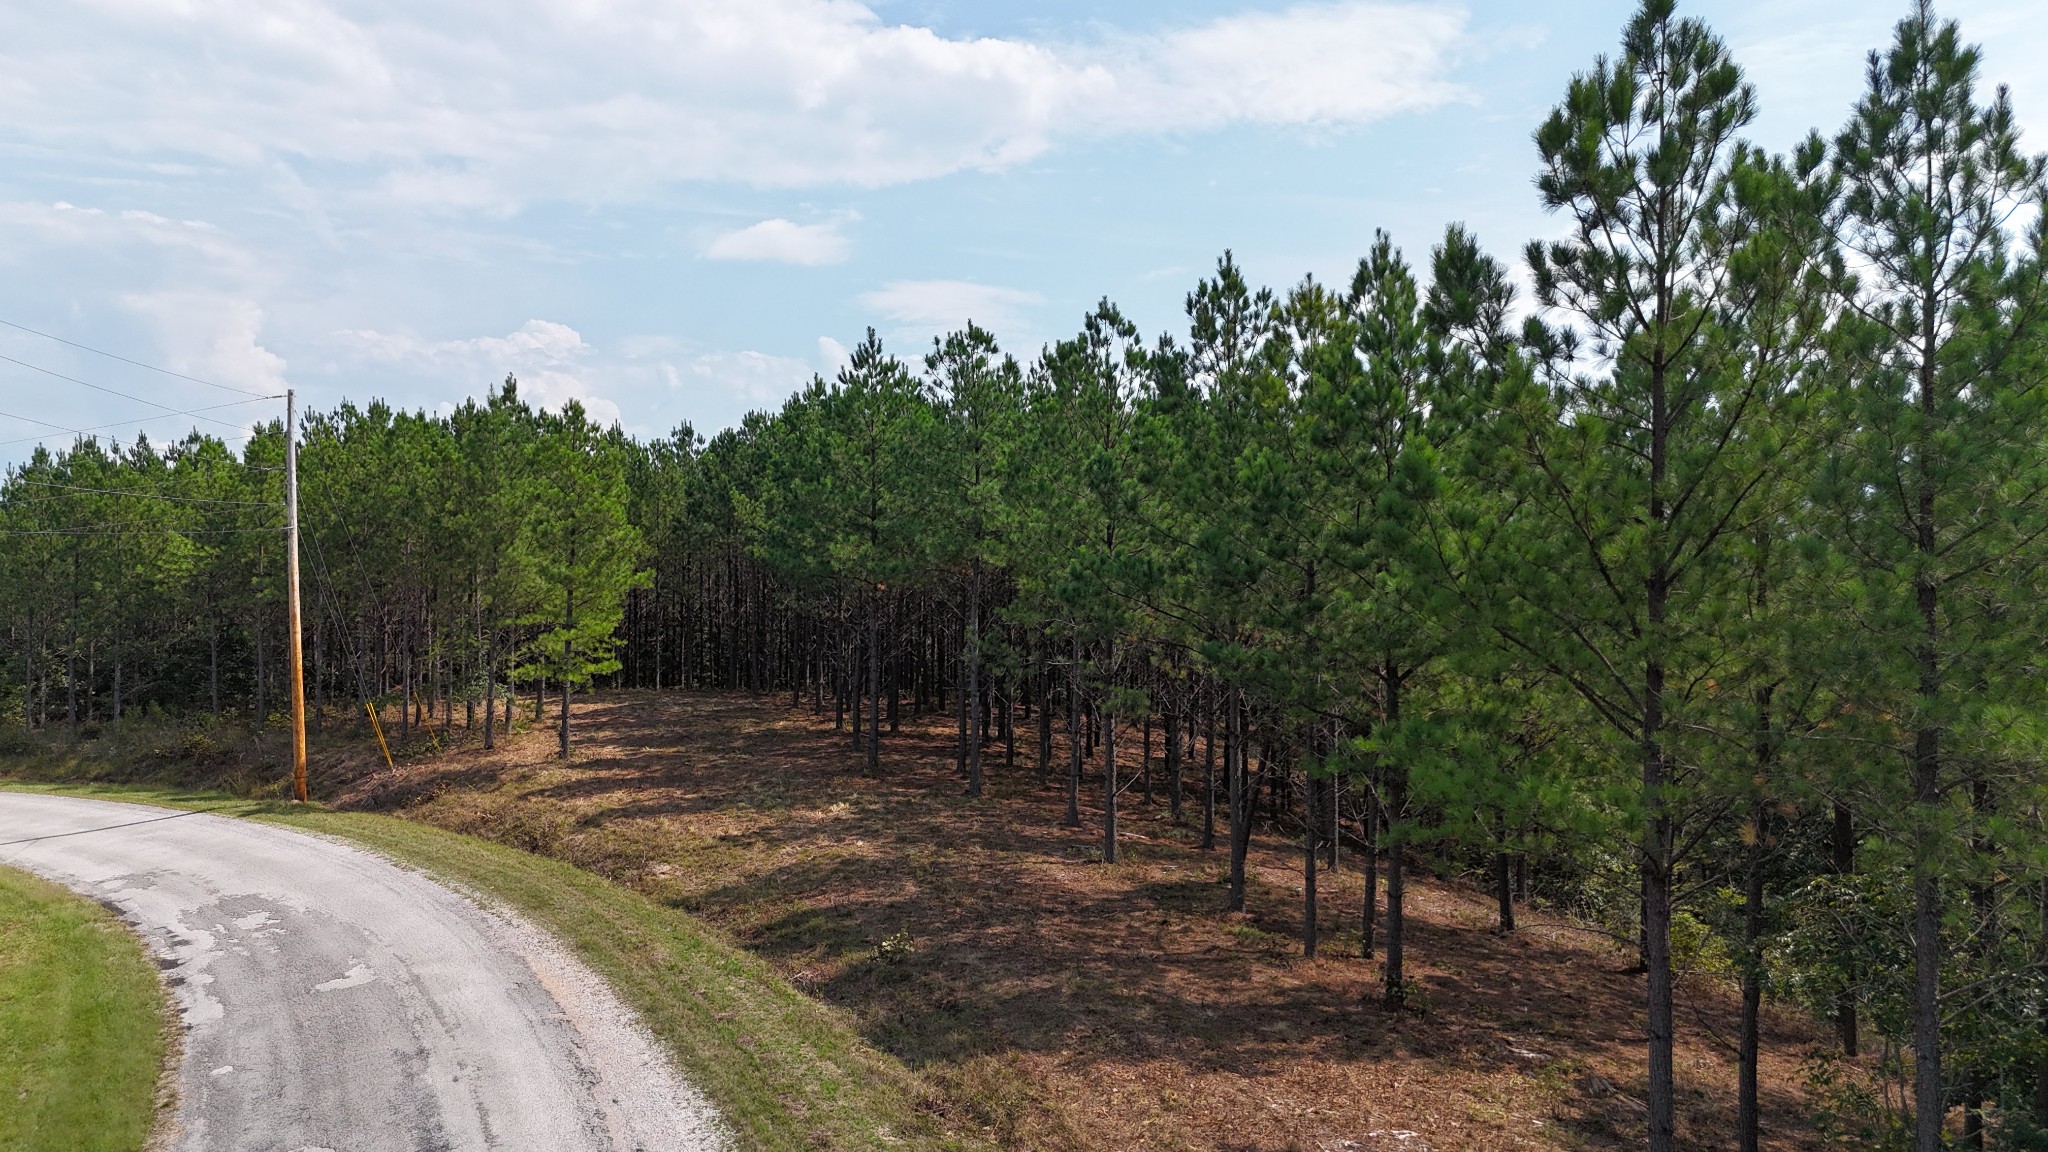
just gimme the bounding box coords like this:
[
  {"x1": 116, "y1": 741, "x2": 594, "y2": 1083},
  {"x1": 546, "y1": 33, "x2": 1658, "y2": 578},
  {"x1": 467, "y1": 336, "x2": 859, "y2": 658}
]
[{"x1": 329, "y1": 689, "x2": 1834, "y2": 1152}]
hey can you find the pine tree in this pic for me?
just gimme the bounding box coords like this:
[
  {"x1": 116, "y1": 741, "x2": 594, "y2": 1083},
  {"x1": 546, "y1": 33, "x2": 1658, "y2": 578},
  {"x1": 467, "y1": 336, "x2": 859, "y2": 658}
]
[
  {"x1": 1500, "y1": 2, "x2": 1787, "y2": 1142},
  {"x1": 519, "y1": 400, "x2": 645, "y2": 759},
  {"x1": 1820, "y1": 6, "x2": 2048, "y2": 1143},
  {"x1": 928, "y1": 324, "x2": 1024, "y2": 798}
]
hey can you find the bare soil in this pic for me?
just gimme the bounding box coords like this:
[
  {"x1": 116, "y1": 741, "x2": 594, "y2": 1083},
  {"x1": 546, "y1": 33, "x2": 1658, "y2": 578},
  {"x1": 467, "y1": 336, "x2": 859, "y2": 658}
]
[{"x1": 324, "y1": 689, "x2": 1832, "y2": 1152}]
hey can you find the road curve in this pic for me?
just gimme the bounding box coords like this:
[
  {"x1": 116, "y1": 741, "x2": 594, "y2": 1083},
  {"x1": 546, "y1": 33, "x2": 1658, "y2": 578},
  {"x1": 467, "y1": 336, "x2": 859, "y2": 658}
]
[{"x1": 0, "y1": 791, "x2": 729, "y2": 1152}]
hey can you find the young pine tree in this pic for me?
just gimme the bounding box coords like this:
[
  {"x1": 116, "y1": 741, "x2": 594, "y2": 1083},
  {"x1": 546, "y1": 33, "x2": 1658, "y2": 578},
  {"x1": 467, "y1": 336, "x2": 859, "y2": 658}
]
[
  {"x1": 1820, "y1": 5, "x2": 2048, "y2": 1145},
  {"x1": 519, "y1": 401, "x2": 645, "y2": 759},
  {"x1": 1498, "y1": 3, "x2": 1800, "y2": 1144}
]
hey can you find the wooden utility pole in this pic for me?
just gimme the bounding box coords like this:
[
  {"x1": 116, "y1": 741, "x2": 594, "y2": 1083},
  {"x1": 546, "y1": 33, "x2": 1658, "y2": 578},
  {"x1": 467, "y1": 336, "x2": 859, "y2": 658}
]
[{"x1": 286, "y1": 388, "x2": 308, "y2": 803}]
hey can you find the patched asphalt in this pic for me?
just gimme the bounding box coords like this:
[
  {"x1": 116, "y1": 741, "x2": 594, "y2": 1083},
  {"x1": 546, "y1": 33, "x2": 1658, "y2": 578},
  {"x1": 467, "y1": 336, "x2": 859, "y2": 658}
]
[{"x1": 0, "y1": 791, "x2": 729, "y2": 1152}]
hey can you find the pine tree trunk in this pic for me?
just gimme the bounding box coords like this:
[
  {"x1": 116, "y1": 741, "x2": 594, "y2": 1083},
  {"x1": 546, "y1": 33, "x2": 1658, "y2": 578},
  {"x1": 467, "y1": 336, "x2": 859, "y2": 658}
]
[
  {"x1": 851, "y1": 628, "x2": 864, "y2": 744},
  {"x1": 255, "y1": 605, "x2": 267, "y2": 727},
  {"x1": 1639, "y1": 337, "x2": 1680, "y2": 1149},
  {"x1": 1303, "y1": 755, "x2": 1318, "y2": 959},
  {"x1": 1363, "y1": 787, "x2": 1379, "y2": 958},
  {"x1": 953, "y1": 616, "x2": 968, "y2": 775},
  {"x1": 1740, "y1": 787, "x2": 1767, "y2": 1152},
  {"x1": 1643, "y1": 663, "x2": 1675, "y2": 1149},
  {"x1": 1495, "y1": 845, "x2": 1515, "y2": 933},
  {"x1": 1832, "y1": 802, "x2": 1858, "y2": 1054},
  {"x1": 965, "y1": 562, "x2": 983, "y2": 797},
  {"x1": 1227, "y1": 687, "x2": 1248, "y2": 912},
  {"x1": 1065, "y1": 633, "x2": 1082, "y2": 828},
  {"x1": 1911, "y1": 306, "x2": 1944, "y2": 1152},
  {"x1": 559, "y1": 589, "x2": 574, "y2": 760},
  {"x1": 1383, "y1": 665, "x2": 1409, "y2": 1007},
  {"x1": 1202, "y1": 701, "x2": 1216, "y2": 850},
  {"x1": 835, "y1": 620, "x2": 847, "y2": 731},
  {"x1": 866, "y1": 607, "x2": 881, "y2": 776},
  {"x1": 2034, "y1": 878, "x2": 2048, "y2": 1131},
  {"x1": 1165, "y1": 705, "x2": 1182, "y2": 821},
  {"x1": 1036, "y1": 640, "x2": 1052, "y2": 787},
  {"x1": 1327, "y1": 774, "x2": 1340, "y2": 870},
  {"x1": 1913, "y1": 728, "x2": 1944, "y2": 1152},
  {"x1": 483, "y1": 645, "x2": 497, "y2": 751},
  {"x1": 1102, "y1": 636, "x2": 1117, "y2": 864}
]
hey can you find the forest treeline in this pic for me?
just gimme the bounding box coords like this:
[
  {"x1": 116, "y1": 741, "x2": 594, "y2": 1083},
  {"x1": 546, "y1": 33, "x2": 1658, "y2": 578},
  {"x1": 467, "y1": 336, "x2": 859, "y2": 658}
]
[{"x1": 5, "y1": 2, "x2": 2048, "y2": 1148}]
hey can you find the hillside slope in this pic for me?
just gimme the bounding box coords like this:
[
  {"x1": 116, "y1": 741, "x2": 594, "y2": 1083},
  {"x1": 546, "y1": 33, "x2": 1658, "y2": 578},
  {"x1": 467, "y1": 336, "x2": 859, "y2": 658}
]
[{"x1": 289, "y1": 690, "x2": 1828, "y2": 1152}]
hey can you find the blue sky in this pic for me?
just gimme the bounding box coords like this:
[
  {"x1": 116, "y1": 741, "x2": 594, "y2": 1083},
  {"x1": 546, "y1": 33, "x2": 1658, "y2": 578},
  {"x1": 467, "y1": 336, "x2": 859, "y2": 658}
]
[{"x1": 1, "y1": 0, "x2": 2042, "y2": 467}]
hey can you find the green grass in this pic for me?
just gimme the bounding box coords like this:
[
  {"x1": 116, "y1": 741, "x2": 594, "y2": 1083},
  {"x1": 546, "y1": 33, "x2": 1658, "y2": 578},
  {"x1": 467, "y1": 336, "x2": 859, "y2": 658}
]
[
  {"x1": 0, "y1": 863, "x2": 167, "y2": 1152},
  {"x1": 0, "y1": 781, "x2": 988, "y2": 1152}
]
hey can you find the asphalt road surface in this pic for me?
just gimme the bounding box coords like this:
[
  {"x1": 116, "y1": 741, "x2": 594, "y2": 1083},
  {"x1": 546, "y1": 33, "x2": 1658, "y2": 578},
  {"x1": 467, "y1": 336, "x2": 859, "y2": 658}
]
[{"x1": 0, "y1": 791, "x2": 729, "y2": 1152}]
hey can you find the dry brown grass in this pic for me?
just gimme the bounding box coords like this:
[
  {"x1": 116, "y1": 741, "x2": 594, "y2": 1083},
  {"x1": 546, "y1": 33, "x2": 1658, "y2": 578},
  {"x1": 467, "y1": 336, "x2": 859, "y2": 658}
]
[{"x1": 321, "y1": 689, "x2": 1832, "y2": 1152}]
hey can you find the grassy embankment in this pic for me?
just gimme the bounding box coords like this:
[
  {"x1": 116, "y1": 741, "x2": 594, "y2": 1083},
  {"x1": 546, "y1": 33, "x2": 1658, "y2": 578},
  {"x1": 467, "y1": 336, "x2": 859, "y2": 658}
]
[
  {"x1": 0, "y1": 863, "x2": 168, "y2": 1152},
  {"x1": 0, "y1": 780, "x2": 985, "y2": 1152}
]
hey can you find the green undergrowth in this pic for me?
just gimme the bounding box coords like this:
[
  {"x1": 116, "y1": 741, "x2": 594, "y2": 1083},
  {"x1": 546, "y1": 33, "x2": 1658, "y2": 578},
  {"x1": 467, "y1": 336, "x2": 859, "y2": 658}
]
[
  {"x1": 0, "y1": 862, "x2": 168, "y2": 1152},
  {"x1": 0, "y1": 780, "x2": 988, "y2": 1152}
]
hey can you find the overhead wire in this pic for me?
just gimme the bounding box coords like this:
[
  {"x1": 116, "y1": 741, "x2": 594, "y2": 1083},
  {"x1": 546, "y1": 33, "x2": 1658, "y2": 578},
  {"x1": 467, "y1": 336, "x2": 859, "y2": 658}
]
[
  {"x1": 0, "y1": 407, "x2": 85, "y2": 437},
  {"x1": 5, "y1": 478, "x2": 281, "y2": 508},
  {"x1": 0, "y1": 525, "x2": 283, "y2": 537},
  {"x1": 0, "y1": 351, "x2": 279, "y2": 433},
  {"x1": 306, "y1": 503, "x2": 378, "y2": 712},
  {"x1": 0, "y1": 398, "x2": 274, "y2": 449},
  {"x1": 0, "y1": 318, "x2": 273, "y2": 398}
]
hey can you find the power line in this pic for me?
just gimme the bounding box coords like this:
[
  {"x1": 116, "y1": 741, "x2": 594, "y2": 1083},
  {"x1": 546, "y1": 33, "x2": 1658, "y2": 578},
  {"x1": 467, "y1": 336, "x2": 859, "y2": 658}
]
[
  {"x1": 0, "y1": 351, "x2": 279, "y2": 434},
  {"x1": 0, "y1": 398, "x2": 273, "y2": 449},
  {"x1": 0, "y1": 407, "x2": 85, "y2": 438},
  {"x1": 0, "y1": 525, "x2": 283, "y2": 536},
  {"x1": 7, "y1": 478, "x2": 280, "y2": 508},
  {"x1": 0, "y1": 318, "x2": 273, "y2": 399}
]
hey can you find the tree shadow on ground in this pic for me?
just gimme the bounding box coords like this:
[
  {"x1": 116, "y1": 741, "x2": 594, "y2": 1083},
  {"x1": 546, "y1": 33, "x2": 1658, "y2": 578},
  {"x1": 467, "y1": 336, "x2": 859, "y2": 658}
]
[{"x1": 332, "y1": 689, "x2": 1835, "y2": 1152}]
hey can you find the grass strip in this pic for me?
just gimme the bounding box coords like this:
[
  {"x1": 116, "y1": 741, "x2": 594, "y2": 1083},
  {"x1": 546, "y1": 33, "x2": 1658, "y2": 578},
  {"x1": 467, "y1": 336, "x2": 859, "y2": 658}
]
[
  {"x1": 0, "y1": 863, "x2": 167, "y2": 1152},
  {"x1": 0, "y1": 781, "x2": 985, "y2": 1152}
]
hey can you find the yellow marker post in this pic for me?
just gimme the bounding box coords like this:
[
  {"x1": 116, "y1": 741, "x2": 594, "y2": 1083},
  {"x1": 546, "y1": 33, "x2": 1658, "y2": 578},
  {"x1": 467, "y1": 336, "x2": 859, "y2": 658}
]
[{"x1": 364, "y1": 699, "x2": 394, "y2": 767}]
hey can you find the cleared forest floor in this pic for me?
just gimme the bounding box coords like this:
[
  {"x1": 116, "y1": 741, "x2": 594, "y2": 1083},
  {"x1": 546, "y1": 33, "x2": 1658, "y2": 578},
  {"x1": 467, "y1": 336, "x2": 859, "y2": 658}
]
[{"x1": 287, "y1": 689, "x2": 1831, "y2": 1152}]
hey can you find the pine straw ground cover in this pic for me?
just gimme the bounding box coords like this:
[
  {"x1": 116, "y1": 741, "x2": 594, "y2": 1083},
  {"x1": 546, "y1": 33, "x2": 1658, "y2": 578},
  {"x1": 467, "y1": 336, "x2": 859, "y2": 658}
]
[{"x1": 291, "y1": 689, "x2": 1831, "y2": 1152}]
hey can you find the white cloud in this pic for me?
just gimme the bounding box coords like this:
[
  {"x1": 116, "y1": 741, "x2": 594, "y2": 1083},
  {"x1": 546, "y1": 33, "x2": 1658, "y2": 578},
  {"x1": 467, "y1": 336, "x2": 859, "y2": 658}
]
[
  {"x1": 0, "y1": 1, "x2": 1472, "y2": 206},
  {"x1": 0, "y1": 202, "x2": 292, "y2": 447},
  {"x1": 121, "y1": 293, "x2": 290, "y2": 396},
  {"x1": 336, "y1": 319, "x2": 620, "y2": 424},
  {"x1": 330, "y1": 319, "x2": 828, "y2": 425},
  {"x1": 704, "y1": 218, "x2": 851, "y2": 265},
  {"x1": 1088, "y1": 3, "x2": 1469, "y2": 131},
  {"x1": 518, "y1": 370, "x2": 623, "y2": 427},
  {"x1": 0, "y1": 200, "x2": 256, "y2": 279},
  {"x1": 678, "y1": 350, "x2": 817, "y2": 407},
  {"x1": 341, "y1": 319, "x2": 588, "y2": 368},
  {"x1": 1728, "y1": 1, "x2": 2048, "y2": 150},
  {"x1": 860, "y1": 280, "x2": 1044, "y2": 336}
]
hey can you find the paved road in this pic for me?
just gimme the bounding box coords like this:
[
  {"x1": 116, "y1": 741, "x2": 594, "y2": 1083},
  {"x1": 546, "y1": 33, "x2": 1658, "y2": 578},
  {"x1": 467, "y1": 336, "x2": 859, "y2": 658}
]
[{"x1": 0, "y1": 791, "x2": 729, "y2": 1152}]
